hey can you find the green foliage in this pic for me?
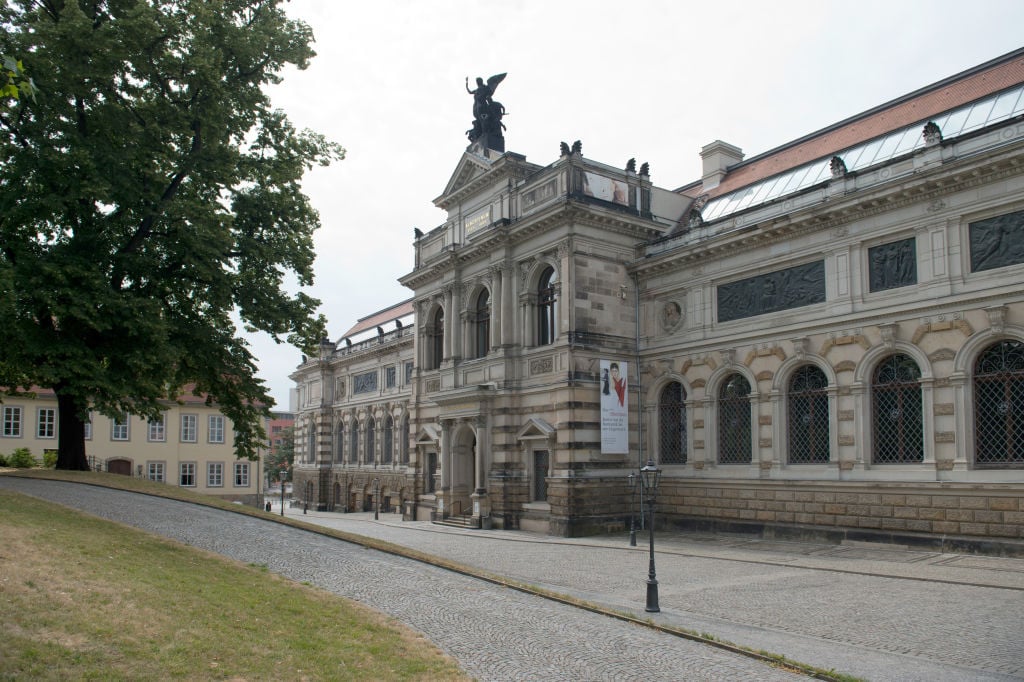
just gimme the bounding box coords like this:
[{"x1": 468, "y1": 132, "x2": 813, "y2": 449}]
[
  {"x1": 0, "y1": 1, "x2": 343, "y2": 468},
  {"x1": 1, "y1": 54, "x2": 36, "y2": 104},
  {"x1": 0, "y1": 452, "x2": 8, "y2": 467},
  {"x1": 8, "y1": 447, "x2": 38, "y2": 468},
  {"x1": 42, "y1": 449, "x2": 57, "y2": 468},
  {"x1": 265, "y1": 425, "x2": 295, "y2": 482}
]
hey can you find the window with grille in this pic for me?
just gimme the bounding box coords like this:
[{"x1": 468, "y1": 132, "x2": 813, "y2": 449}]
[
  {"x1": 365, "y1": 416, "x2": 375, "y2": 463},
  {"x1": 147, "y1": 461, "x2": 165, "y2": 482},
  {"x1": 208, "y1": 462, "x2": 223, "y2": 487},
  {"x1": 112, "y1": 413, "x2": 129, "y2": 441},
  {"x1": 383, "y1": 415, "x2": 394, "y2": 464},
  {"x1": 208, "y1": 415, "x2": 225, "y2": 443},
  {"x1": 2, "y1": 406, "x2": 21, "y2": 437},
  {"x1": 788, "y1": 365, "x2": 830, "y2": 463},
  {"x1": 180, "y1": 414, "x2": 197, "y2": 443},
  {"x1": 872, "y1": 354, "x2": 924, "y2": 463},
  {"x1": 718, "y1": 374, "x2": 752, "y2": 464},
  {"x1": 658, "y1": 382, "x2": 687, "y2": 464},
  {"x1": 974, "y1": 340, "x2": 1024, "y2": 467},
  {"x1": 537, "y1": 267, "x2": 556, "y2": 346},
  {"x1": 179, "y1": 462, "x2": 195, "y2": 487},
  {"x1": 148, "y1": 416, "x2": 166, "y2": 442},
  {"x1": 234, "y1": 462, "x2": 249, "y2": 487},
  {"x1": 37, "y1": 408, "x2": 56, "y2": 439},
  {"x1": 474, "y1": 289, "x2": 490, "y2": 358}
]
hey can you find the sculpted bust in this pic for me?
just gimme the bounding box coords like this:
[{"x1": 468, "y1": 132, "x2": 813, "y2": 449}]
[{"x1": 660, "y1": 301, "x2": 683, "y2": 331}]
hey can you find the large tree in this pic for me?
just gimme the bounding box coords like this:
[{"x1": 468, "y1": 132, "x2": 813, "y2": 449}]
[{"x1": 0, "y1": 1, "x2": 342, "y2": 469}]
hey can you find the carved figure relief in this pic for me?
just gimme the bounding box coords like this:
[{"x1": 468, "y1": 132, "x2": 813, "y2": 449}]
[{"x1": 659, "y1": 301, "x2": 683, "y2": 332}]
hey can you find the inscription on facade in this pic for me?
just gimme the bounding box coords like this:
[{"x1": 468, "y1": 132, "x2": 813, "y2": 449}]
[
  {"x1": 717, "y1": 261, "x2": 825, "y2": 322},
  {"x1": 522, "y1": 178, "x2": 559, "y2": 212},
  {"x1": 465, "y1": 206, "x2": 492, "y2": 236}
]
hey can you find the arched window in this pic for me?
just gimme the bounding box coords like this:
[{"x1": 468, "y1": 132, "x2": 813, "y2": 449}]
[
  {"x1": 718, "y1": 373, "x2": 751, "y2": 464},
  {"x1": 336, "y1": 423, "x2": 345, "y2": 463},
  {"x1": 658, "y1": 381, "x2": 687, "y2": 464},
  {"x1": 349, "y1": 421, "x2": 358, "y2": 464},
  {"x1": 401, "y1": 415, "x2": 410, "y2": 464},
  {"x1": 473, "y1": 289, "x2": 490, "y2": 358},
  {"x1": 537, "y1": 266, "x2": 556, "y2": 346},
  {"x1": 307, "y1": 421, "x2": 316, "y2": 464},
  {"x1": 365, "y1": 415, "x2": 375, "y2": 464},
  {"x1": 788, "y1": 365, "x2": 830, "y2": 464},
  {"x1": 383, "y1": 415, "x2": 394, "y2": 464},
  {"x1": 974, "y1": 340, "x2": 1024, "y2": 468},
  {"x1": 872, "y1": 354, "x2": 923, "y2": 463},
  {"x1": 428, "y1": 307, "x2": 444, "y2": 369}
]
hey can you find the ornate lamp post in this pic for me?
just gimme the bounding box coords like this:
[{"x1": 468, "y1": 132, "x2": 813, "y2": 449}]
[
  {"x1": 627, "y1": 472, "x2": 637, "y2": 547},
  {"x1": 639, "y1": 459, "x2": 662, "y2": 613},
  {"x1": 372, "y1": 477, "x2": 380, "y2": 520}
]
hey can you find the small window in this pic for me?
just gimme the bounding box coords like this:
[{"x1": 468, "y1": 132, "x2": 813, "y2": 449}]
[
  {"x1": 473, "y1": 289, "x2": 491, "y2": 358},
  {"x1": 385, "y1": 366, "x2": 397, "y2": 388},
  {"x1": 83, "y1": 414, "x2": 92, "y2": 440},
  {"x1": 112, "y1": 413, "x2": 130, "y2": 441},
  {"x1": 148, "y1": 416, "x2": 166, "y2": 442},
  {"x1": 147, "y1": 461, "x2": 165, "y2": 482},
  {"x1": 37, "y1": 408, "x2": 56, "y2": 439},
  {"x1": 2, "y1": 406, "x2": 22, "y2": 438},
  {"x1": 180, "y1": 414, "x2": 197, "y2": 443},
  {"x1": 537, "y1": 267, "x2": 556, "y2": 346},
  {"x1": 404, "y1": 361, "x2": 414, "y2": 385},
  {"x1": 180, "y1": 462, "x2": 196, "y2": 487},
  {"x1": 208, "y1": 462, "x2": 224, "y2": 487},
  {"x1": 208, "y1": 415, "x2": 225, "y2": 444},
  {"x1": 234, "y1": 462, "x2": 249, "y2": 487}
]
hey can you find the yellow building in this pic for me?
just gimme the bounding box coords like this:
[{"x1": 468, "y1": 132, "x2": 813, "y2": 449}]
[{"x1": 1, "y1": 387, "x2": 265, "y2": 504}]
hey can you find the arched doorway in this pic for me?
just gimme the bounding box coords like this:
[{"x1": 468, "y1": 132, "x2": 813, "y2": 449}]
[{"x1": 450, "y1": 425, "x2": 477, "y2": 517}]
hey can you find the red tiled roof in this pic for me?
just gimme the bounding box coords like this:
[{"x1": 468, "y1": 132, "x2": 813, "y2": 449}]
[
  {"x1": 340, "y1": 299, "x2": 415, "y2": 338},
  {"x1": 708, "y1": 51, "x2": 1024, "y2": 198}
]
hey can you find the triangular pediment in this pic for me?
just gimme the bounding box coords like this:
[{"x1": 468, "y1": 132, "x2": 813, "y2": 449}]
[
  {"x1": 437, "y1": 151, "x2": 494, "y2": 205},
  {"x1": 415, "y1": 424, "x2": 441, "y2": 445},
  {"x1": 516, "y1": 417, "x2": 555, "y2": 441}
]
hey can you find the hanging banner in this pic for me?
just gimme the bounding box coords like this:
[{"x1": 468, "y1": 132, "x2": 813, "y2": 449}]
[{"x1": 600, "y1": 359, "x2": 629, "y2": 454}]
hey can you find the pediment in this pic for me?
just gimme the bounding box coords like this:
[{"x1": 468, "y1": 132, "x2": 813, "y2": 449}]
[
  {"x1": 516, "y1": 417, "x2": 555, "y2": 441},
  {"x1": 437, "y1": 151, "x2": 494, "y2": 205},
  {"x1": 415, "y1": 424, "x2": 440, "y2": 444}
]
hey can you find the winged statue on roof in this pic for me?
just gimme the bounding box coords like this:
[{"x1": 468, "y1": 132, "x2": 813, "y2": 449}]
[{"x1": 465, "y1": 72, "x2": 507, "y2": 151}]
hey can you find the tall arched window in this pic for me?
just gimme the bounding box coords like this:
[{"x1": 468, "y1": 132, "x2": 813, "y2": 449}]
[
  {"x1": 349, "y1": 420, "x2": 359, "y2": 464},
  {"x1": 383, "y1": 415, "x2": 394, "y2": 464},
  {"x1": 365, "y1": 415, "x2": 376, "y2": 464},
  {"x1": 473, "y1": 289, "x2": 490, "y2": 358},
  {"x1": 401, "y1": 415, "x2": 410, "y2": 464},
  {"x1": 788, "y1": 365, "x2": 830, "y2": 464},
  {"x1": 718, "y1": 373, "x2": 751, "y2": 464},
  {"x1": 658, "y1": 381, "x2": 687, "y2": 464},
  {"x1": 307, "y1": 421, "x2": 316, "y2": 464},
  {"x1": 428, "y1": 307, "x2": 444, "y2": 369},
  {"x1": 336, "y1": 423, "x2": 345, "y2": 463},
  {"x1": 537, "y1": 266, "x2": 556, "y2": 346},
  {"x1": 974, "y1": 340, "x2": 1024, "y2": 468},
  {"x1": 872, "y1": 354, "x2": 923, "y2": 463}
]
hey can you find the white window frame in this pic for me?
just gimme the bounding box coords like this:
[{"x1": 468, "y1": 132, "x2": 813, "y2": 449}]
[
  {"x1": 180, "y1": 414, "x2": 197, "y2": 443},
  {"x1": 207, "y1": 462, "x2": 224, "y2": 487},
  {"x1": 147, "y1": 461, "x2": 165, "y2": 482},
  {"x1": 208, "y1": 415, "x2": 225, "y2": 444},
  {"x1": 179, "y1": 462, "x2": 196, "y2": 487},
  {"x1": 233, "y1": 461, "x2": 249, "y2": 487},
  {"x1": 112, "y1": 413, "x2": 130, "y2": 441},
  {"x1": 37, "y1": 408, "x2": 56, "y2": 439},
  {"x1": 3, "y1": 406, "x2": 23, "y2": 438},
  {"x1": 148, "y1": 415, "x2": 166, "y2": 442},
  {"x1": 84, "y1": 413, "x2": 92, "y2": 440}
]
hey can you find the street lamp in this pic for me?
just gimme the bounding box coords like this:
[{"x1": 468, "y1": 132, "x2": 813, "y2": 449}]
[
  {"x1": 627, "y1": 472, "x2": 637, "y2": 547},
  {"x1": 372, "y1": 477, "x2": 380, "y2": 520},
  {"x1": 279, "y1": 466, "x2": 287, "y2": 517},
  {"x1": 639, "y1": 459, "x2": 662, "y2": 613}
]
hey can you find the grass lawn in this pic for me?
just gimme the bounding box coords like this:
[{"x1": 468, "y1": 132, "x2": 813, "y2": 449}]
[{"x1": 0, "y1": 488, "x2": 468, "y2": 681}]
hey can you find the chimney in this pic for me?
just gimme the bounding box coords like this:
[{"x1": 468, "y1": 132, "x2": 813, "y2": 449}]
[{"x1": 700, "y1": 140, "x2": 744, "y2": 192}]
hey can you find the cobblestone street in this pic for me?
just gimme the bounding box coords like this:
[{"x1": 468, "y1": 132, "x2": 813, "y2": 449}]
[{"x1": 3, "y1": 477, "x2": 1023, "y2": 680}]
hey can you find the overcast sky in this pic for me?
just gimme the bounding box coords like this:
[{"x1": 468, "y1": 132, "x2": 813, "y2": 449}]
[{"x1": 252, "y1": 0, "x2": 1024, "y2": 409}]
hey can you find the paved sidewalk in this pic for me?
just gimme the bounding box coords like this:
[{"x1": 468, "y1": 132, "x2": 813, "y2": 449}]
[
  {"x1": 4, "y1": 477, "x2": 1023, "y2": 680},
  {"x1": 280, "y1": 502, "x2": 1024, "y2": 681}
]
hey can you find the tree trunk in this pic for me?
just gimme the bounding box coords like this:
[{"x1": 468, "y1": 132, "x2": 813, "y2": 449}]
[{"x1": 55, "y1": 391, "x2": 90, "y2": 471}]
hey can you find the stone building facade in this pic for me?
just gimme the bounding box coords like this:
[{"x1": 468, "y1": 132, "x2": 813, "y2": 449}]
[{"x1": 292, "y1": 49, "x2": 1024, "y2": 549}]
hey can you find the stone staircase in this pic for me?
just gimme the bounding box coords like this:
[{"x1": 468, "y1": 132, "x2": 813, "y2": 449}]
[{"x1": 432, "y1": 513, "x2": 480, "y2": 530}]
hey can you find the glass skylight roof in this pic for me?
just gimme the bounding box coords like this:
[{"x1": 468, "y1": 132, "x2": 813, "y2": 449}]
[{"x1": 700, "y1": 83, "x2": 1024, "y2": 224}]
